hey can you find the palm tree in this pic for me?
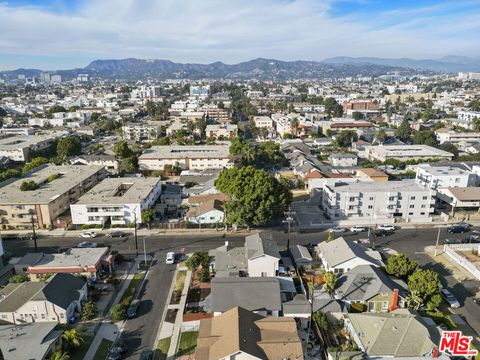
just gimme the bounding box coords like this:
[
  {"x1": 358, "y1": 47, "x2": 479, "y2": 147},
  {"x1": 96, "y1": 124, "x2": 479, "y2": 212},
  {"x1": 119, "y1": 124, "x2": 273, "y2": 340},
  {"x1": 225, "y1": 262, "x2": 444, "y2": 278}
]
[
  {"x1": 290, "y1": 117, "x2": 299, "y2": 136},
  {"x1": 243, "y1": 146, "x2": 256, "y2": 165},
  {"x1": 62, "y1": 328, "x2": 85, "y2": 349},
  {"x1": 406, "y1": 290, "x2": 423, "y2": 310}
]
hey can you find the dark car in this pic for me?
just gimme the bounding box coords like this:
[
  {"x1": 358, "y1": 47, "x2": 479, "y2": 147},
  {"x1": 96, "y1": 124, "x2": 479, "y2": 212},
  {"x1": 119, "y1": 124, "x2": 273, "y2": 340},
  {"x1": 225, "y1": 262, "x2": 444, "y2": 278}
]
[
  {"x1": 139, "y1": 349, "x2": 154, "y2": 360},
  {"x1": 443, "y1": 238, "x2": 463, "y2": 245},
  {"x1": 375, "y1": 229, "x2": 394, "y2": 237},
  {"x1": 111, "y1": 340, "x2": 128, "y2": 354},
  {"x1": 463, "y1": 235, "x2": 480, "y2": 243},
  {"x1": 447, "y1": 224, "x2": 469, "y2": 234},
  {"x1": 108, "y1": 231, "x2": 128, "y2": 238},
  {"x1": 474, "y1": 298, "x2": 480, "y2": 305},
  {"x1": 126, "y1": 299, "x2": 140, "y2": 318},
  {"x1": 107, "y1": 350, "x2": 122, "y2": 360}
]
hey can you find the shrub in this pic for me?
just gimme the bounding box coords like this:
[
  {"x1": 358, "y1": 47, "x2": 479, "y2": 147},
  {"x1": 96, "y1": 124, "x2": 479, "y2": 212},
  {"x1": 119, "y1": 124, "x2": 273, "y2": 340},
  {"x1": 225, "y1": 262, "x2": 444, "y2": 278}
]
[
  {"x1": 47, "y1": 173, "x2": 60, "y2": 182},
  {"x1": 82, "y1": 224, "x2": 90, "y2": 230},
  {"x1": 198, "y1": 268, "x2": 210, "y2": 283},
  {"x1": 20, "y1": 180, "x2": 39, "y2": 191},
  {"x1": 81, "y1": 301, "x2": 97, "y2": 321},
  {"x1": 9, "y1": 274, "x2": 29, "y2": 283},
  {"x1": 110, "y1": 303, "x2": 127, "y2": 322}
]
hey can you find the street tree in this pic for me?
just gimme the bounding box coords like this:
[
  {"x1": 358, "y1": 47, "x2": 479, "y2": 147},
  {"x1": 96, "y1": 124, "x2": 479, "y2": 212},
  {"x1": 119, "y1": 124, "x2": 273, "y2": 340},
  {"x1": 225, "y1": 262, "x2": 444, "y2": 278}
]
[
  {"x1": 141, "y1": 209, "x2": 155, "y2": 228},
  {"x1": 407, "y1": 269, "x2": 441, "y2": 303},
  {"x1": 324, "y1": 272, "x2": 337, "y2": 293},
  {"x1": 334, "y1": 130, "x2": 358, "y2": 147},
  {"x1": 57, "y1": 136, "x2": 82, "y2": 160}
]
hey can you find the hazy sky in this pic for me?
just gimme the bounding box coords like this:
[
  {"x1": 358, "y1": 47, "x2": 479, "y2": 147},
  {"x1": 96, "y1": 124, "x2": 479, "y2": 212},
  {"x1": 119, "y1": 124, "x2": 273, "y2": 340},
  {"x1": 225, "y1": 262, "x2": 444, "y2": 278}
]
[{"x1": 1, "y1": 0, "x2": 480, "y2": 70}]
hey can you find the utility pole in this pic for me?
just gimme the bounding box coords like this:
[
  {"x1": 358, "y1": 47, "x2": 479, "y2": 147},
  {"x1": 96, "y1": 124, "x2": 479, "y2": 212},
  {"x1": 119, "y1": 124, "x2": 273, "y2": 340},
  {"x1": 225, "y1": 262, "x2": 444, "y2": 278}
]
[
  {"x1": 283, "y1": 207, "x2": 295, "y2": 250},
  {"x1": 434, "y1": 227, "x2": 441, "y2": 256},
  {"x1": 133, "y1": 209, "x2": 139, "y2": 257},
  {"x1": 143, "y1": 237, "x2": 147, "y2": 265},
  {"x1": 30, "y1": 210, "x2": 38, "y2": 253}
]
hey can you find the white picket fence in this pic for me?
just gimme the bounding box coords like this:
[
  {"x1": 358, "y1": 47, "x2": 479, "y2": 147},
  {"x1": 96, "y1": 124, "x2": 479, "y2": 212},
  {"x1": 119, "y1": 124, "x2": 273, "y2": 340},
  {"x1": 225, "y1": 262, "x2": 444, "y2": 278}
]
[{"x1": 443, "y1": 244, "x2": 480, "y2": 280}]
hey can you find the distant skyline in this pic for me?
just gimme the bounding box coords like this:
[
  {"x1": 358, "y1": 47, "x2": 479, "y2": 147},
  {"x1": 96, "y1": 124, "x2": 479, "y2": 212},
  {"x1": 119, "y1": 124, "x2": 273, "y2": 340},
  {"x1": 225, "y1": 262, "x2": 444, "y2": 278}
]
[{"x1": 1, "y1": 0, "x2": 480, "y2": 70}]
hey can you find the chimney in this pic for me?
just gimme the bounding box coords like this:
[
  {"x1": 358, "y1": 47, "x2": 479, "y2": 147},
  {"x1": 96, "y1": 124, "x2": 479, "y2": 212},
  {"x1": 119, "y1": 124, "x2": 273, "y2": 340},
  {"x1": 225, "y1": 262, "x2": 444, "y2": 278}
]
[
  {"x1": 389, "y1": 289, "x2": 399, "y2": 312},
  {"x1": 432, "y1": 347, "x2": 440, "y2": 358}
]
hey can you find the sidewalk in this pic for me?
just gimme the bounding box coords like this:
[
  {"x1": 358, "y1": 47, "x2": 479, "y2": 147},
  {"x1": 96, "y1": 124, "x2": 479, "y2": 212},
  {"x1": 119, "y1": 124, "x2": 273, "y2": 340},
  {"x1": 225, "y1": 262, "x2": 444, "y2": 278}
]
[{"x1": 83, "y1": 257, "x2": 148, "y2": 360}]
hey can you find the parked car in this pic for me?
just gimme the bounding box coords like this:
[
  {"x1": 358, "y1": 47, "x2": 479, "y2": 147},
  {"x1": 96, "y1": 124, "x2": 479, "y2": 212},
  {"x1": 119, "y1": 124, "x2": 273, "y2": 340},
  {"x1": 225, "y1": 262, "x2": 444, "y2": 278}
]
[
  {"x1": 350, "y1": 226, "x2": 366, "y2": 233},
  {"x1": 110, "y1": 340, "x2": 128, "y2": 354},
  {"x1": 77, "y1": 241, "x2": 98, "y2": 248},
  {"x1": 139, "y1": 349, "x2": 154, "y2": 360},
  {"x1": 375, "y1": 229, "x2": 394, "y2": 237},
  {"x1": 107, "y1": 350, "x2": 122, "y2": 360},
  {"x1": 377, "y1": 224, "x2": 395, "y2": 232},
  {"x1": 166, "y1": 252, "x2": 176, "y2": 264},
  {"x1": 108, "y1": 231, "x2": 128, "y2": 238},
  {"x1": 79, "y1": 231, "x2": 97, "y2": 238},
  {"x1": 463, "y1": 235, "x2": 480, "y2": 243},
  {"x1": 443, "y1": 238, "x2": 463, "y2": 245},
  {"x1": 441, "y1": 288, "x2": 461, "y2": 308},
  {"x1": 329, "y1": 227, "x2": 345, "y2": 234},
  {"x1": 446, "y1": 224, "x2": 469, "y2": 234},
  {"x1": 474, "y1": 298, "x2": 480, "y2": 305},
  {"x1": 126, "y1": 299, "x2": 140, "y2": 318}
]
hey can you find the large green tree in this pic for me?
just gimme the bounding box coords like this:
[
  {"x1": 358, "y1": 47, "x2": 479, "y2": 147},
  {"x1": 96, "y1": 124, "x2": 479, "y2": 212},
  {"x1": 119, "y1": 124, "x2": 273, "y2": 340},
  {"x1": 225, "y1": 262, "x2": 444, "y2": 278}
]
[
  {"x1": 385, "y1": 254, "x2": 418, "y2": 279},
  {"x1": 114, "y1": 141, "x2": 133, "y2": 158},
  {"x1": 395, "y1": 119, "x2": 411, "y2": 141},
  {"x1": 324, "y1": 98, "x2": 343, "y2": 117},
  {"x1": 57, "y1": 136, "x2": 82, "y2": 159},
  {"x1": 407, "y1": 269, "x2": 441, "y2": 303},
  {"x1": 413, "y1": 130, "x2": 438, "y2": 147},
  {"x1": 334, "y1": 130, "x2": 358, "y2": 147},
  {"x1": 215, "y1": 166, "x2": 292, "y2": 226}
]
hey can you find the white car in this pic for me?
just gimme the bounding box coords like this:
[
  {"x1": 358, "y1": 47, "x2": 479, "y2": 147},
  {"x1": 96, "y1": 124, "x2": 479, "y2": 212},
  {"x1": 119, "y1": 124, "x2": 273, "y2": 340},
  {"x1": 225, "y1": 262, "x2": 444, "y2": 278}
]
[
  {"x1": 377, "y1": 224, "x2": 395, "y2": 231},
  {"x1": 79, "y1": 231, "x2": 97, "y2": 238},
  {"x1": 441, "y1": 288, "x2": 461, "y2": 309},
  {"x1": 350, "y1": 226, "x2": 366, "y2": 233},
  {"x1": 329, "y1": 227, "x2": 345, "y2": 234},
  {"x1": 77, "y1": 241, "x2": 98, "y2": 248},
  {"x1": 166, "y1": 252, "x2": 176, "y2": 264}
]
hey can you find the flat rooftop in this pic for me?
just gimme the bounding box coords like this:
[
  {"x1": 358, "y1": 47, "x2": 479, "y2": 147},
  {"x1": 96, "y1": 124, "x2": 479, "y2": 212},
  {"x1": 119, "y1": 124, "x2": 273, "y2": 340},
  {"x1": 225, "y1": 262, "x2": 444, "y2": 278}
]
[
  {"x1": 75, "y1": 177, "x2": 161, "y2": 205},
  {"x1": 27, "y1": 247, "x2": 110, "y2": 269},
  {"x1": 139, "y1": 144, "x2": 230, "y2": 159},
  {"x1": 367, "y1": 145, "x2": 453, "y2": 158},
  {"x1": 0, "y1": 133, "x2": 61, "y2": 150},
  {"x1": 418, "y1": 165, "x2": 472, "y2": 176},
  {"x1": 329, "y1": 179, "x2": 428, "y2": 193},
  {"x1": 0, "y1": 165, "x2": 104, "y2": 205}
]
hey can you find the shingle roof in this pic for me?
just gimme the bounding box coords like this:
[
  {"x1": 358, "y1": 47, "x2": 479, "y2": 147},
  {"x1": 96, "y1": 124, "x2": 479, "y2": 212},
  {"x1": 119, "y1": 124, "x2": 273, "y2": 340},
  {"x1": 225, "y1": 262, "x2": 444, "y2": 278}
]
[
  {"x1": 348, "y1": 310, "x2": 440, "y2": 357},
  {"x1": 335, "y1": 265, "x2": 408, "y2": 302},
  {"x1": 317, "y1": 237, "x2": 383, "y2": 268},
  {"x1": 196, "y1": 307, "x2": 303, "y2": 360},
  {"x1": 245, "y1": 233, "x2": 281, "y2": 260},
  {"x1": 210, "y1": 277, "x2": 281, "y2": 313},
  {"x1": 290, "y1": 245, "x2": 312, "y2": 263}
]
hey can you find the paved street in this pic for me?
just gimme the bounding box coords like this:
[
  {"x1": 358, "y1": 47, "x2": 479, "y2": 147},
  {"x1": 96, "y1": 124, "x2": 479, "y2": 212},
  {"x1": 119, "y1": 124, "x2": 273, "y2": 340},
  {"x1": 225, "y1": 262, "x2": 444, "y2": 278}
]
[{"x1": 3, "y1": 225, "x2": 480, "y2": 357}]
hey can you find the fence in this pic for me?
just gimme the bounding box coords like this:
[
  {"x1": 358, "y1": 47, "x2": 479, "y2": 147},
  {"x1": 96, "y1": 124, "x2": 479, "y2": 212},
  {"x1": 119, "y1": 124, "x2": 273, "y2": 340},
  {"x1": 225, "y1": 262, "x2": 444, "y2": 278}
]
[{"x1": 443, "y1": 244, "x2": 480, "y2": 280}]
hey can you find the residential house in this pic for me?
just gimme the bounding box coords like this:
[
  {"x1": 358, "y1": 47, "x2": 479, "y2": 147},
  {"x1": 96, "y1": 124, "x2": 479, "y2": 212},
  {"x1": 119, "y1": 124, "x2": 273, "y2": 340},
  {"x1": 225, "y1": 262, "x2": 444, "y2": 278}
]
[
  {"x1": 208, "y1": 277, "x2": 282, "y2": 316},
  {"x1": 20, "y1": 247, "x2": 114, "y2": 281},
  {"x1": 290, "y1": 245, "x2": 313, "y2": 269},
  {"x1": 436, "y1": 187, "x2": 480, "y2": 213},
  {"x1": 415, "y1": 164, "x2": 477, "y2": 190},
  {"x1": 346, "y1": 310, "x2": 442, "y2": 358},
  {"x1": 316, "y1": 237, "x2": 383, "y2": 274},
  {"x1": 0, "y1": 322, "x2": 63, "y2": 360},
  {"x1": 335, "y1": 265, "x2": 407, "y2": 312},
  {"x1": 196, "y1": 306, "x2": 303, "y2": 360},
  {"x1": 186, "y1": 198, "x2": 224, "y2": 225},
  {"x1": 356, "y1": 168, "x2": 389, "y2": 182},
  {"x1": 70, "y1": 154, "x2": 119, "y2": 174},
  {"x1": 205, "y1": 124, "x2": 238, "y2": 139},
  {"x1": 0, "y1": 273, "x2": 87, "y2": 324}
]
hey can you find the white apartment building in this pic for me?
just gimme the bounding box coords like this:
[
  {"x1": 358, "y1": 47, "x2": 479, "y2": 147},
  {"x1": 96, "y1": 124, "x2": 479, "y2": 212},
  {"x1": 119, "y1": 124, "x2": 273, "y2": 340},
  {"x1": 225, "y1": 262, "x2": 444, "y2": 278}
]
[
  {"x1": 457, "y1": 111, "x2": 480, "y2": 129},
  {"x1": 130, "y1": 85, "x2": 162, "y2": 100},
  {"x1": 138, "y1": 144, "x2": 233, "y2": 171},
  {"x1": 364, "y1": 145, "x2": 454, "y2": 162},
  {"x1": 254, "y1": 116, "x2": 274, "y2": 129},
  {"x1": 322, "y1": 180, "x2": 436, "y2": 223},
  {"x1": 121, "y1": 122, "x2": 162, "y2": 142},
  {"x1": 205, "y1": 124, "x2": 238, "y2": 139},
  {"x1": 415, "y1": 164, "x2": 477, "y2": 190},
  {"x1": 70, "y1": 177, "x2": 162, "y2": 226},
  {"x1": 329, "y1": 153, "x2": 358, "y2": 167},
  {"x1": 190, "y1": 85, "x2": 210, "y2": 98},
  {"x1": 435, "y1": 129, "x2": 480, "y2": 145}
]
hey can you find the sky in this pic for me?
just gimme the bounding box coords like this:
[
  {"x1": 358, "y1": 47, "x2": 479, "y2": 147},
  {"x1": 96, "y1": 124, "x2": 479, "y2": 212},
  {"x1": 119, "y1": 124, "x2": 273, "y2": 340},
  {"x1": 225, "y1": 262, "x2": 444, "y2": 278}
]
[{"x1": 1, "y1": 0, "x2": 480, "y2": 70}]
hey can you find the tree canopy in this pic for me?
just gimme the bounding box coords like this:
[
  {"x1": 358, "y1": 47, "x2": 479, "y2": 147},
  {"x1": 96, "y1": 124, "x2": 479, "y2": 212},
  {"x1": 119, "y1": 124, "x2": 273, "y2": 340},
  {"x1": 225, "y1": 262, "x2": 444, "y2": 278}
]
[
  {"x1": 395, "y1": 119, "x2": 411, "y2": 141},
  {"x1": 407, "y1": 269, "x2": 441, "y2": 303},
  {"x1": 413, "y1": 130, "x2": 438, "y2": 147},
  {"x1": 215, "y1": 166, "x2": 292, "y2": 226},
  {"x1": 23, "y1": 157, "x2": 49, "y2": 173},
  {"x1": 57, "y1": 136, "x2": 82, "y2": 159},
  {"x1": 385, "y1": 254, "x2": 418, "y2": 279},
  {"x1": 334, "y1": 130, "x2": 358, "y2": 147}
]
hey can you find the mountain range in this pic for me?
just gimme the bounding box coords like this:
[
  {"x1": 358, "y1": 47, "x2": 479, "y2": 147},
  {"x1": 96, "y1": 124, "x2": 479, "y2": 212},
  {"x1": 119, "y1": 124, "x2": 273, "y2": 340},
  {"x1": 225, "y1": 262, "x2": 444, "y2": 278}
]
[{"x1": 1, "y1": 56, "x2": 479, "y2": 81}]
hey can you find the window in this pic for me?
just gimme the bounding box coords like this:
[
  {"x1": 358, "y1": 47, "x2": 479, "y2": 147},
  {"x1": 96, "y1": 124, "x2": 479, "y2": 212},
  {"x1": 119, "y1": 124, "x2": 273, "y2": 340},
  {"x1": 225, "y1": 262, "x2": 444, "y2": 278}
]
[
  {"x1": 410, "y1": 196, "x2": 416, "y2": 200},
  {"x1": 423, "y1": 196, "x2": 428, "y2": 200},
  {"x1": 348, "y1": 205, "x2": 355, "y2": 210},
  {"x1": 381, "y1": 301, "x2": 389, "y2": 311},
  {"x1": 368, "y1": 205, "x2": 373, "y2": 209},
  {"x1": 0, "y1": 315, "x2": 6, "y2": 319},
  {"x1": 261, "y1": 272, "x2": 267, "y2": 277},
  {"x1": 349, "y1": 197, "x2": 355, "y2": 202},
  {"x1": 388, "y1": 196, "x2": 395, "y2": 201},
  {"x1": 41, "y1": 314, "x2": 46, "y2": 319},
  {"x1": 421, "y1": 204, "x2": 426, "y2": 208},
  {"x1": 60, "y1": 313, "x2": 64, "y2": 318},
  {"x1": 409, "y1": 212, "x2": 414, "y2": 215},
  {"x1": 420, "y1": 212, "x2": 425, "y2": 215},
  {"x1": 369, "y1": 197, "x2": 374, "y2": 201},
  {"x1": 409, "y1": 204, "x2": 415, "y2": 208}
]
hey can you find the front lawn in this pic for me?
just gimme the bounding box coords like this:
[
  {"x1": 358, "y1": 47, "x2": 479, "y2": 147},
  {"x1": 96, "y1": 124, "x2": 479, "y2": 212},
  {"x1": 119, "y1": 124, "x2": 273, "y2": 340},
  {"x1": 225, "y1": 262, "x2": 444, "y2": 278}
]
[
  {"x1": 69, "y1": 333, "x2": 94, "y2": 360},
  {"x1": 175, "y1": 270, "x2": 187, "y2": 292},
  {"x1": 156, "y1": 337, "x2": 171, "y2": 360},
  {"x1": 176, "y1": 331, "x2": 199, "y2": 356},
  {"x1": 93, "y1": 338, "x2": 113, "y2": 360}
]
